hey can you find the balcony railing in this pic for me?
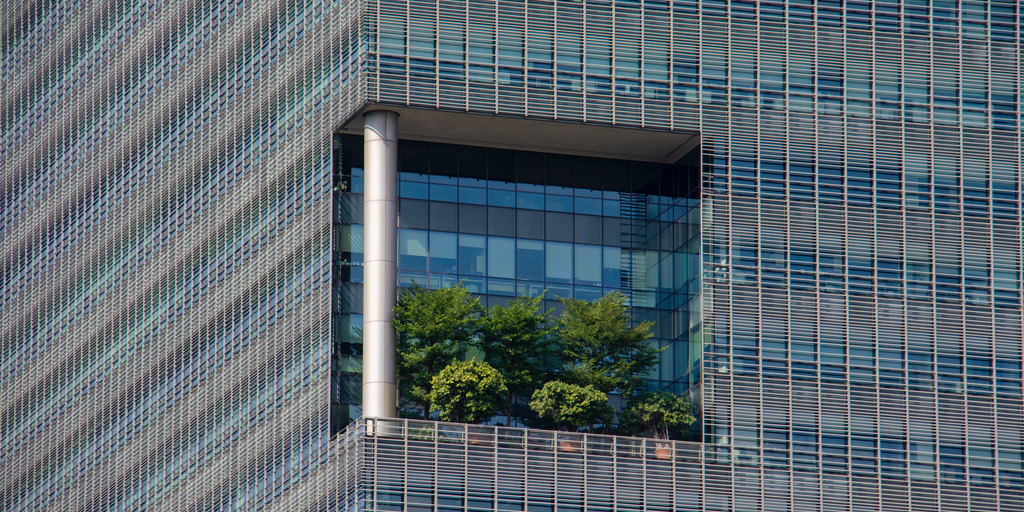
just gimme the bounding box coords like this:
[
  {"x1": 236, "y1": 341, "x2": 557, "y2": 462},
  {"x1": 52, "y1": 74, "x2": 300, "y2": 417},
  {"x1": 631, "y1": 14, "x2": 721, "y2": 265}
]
[
  {"x1": 271, "y1": 419, "x2": 1010, "y2": 512},
  {"x1": 335, "y1": 417, "x2": 710, "y2": 512}
]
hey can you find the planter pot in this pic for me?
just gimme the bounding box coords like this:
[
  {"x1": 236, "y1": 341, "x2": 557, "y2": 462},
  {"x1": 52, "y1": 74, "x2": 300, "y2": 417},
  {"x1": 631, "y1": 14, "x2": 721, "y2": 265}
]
[
  {"x1": 654, "y1": 442, "x2": 672, "y2": 460},
  {"x1": 558, "y1": 434, "x2": 583, "y2": 453},
  {"x1": 467, "y1": 426, "x2": 493, "y2": 446}
]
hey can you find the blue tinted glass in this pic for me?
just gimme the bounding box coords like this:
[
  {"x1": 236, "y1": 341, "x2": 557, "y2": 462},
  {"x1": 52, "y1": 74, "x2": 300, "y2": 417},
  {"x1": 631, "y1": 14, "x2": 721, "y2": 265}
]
[
  {"x1": 517, "y1": 239, "x2": 544, "y2": 281},
  {"x1": 459, "y1": 187, "x2": 487, "y2": 204},
  {"x1": 458, "y1": 234, "x2": 486, "y2": 276},
  {"x1": 545, "y1": 242, "x2": 572, "y2": 283},
  {"x1": 430, "y1": 183, "x2": 458, "y2": 202},
  {"x1": 488, "y1": 278, "x2": 516, "y2": 296},
  {"x1": 487, "y1": 237, "x2": 515, "y2": 278},
  {"x1": 574, "y1": 196, "x2": 602, "y2": 214},
  {"x1": 399, "y1": 229, "x2": 428, "y2": 271},
  {"x1": 546, "y1": 194, "x2": 574, "y2": 213},
  {"x1": 574, "y1": 244, "x2": 602, "y2": 285},
  {"x1": 400, "y1": 181, "x2": 429, "y2": 199},
  {"x1": 517, "y1": 191, "x2": 545, "y2": 209},
  {"x1": 429, "y1": 232, "x2": 457, "y2": 273},
  {"x1": 603, "y1": 246, "x2": 621, "y2": 286},
  {"x1": 603, "y1": 198, "x2": 620, "y2": 216},
  {"x1": 488, "y1": 188, "x2": 515, "y2": 207},
  {"x1": 574, "y1": 285, "x2": 604, "y2": 301}
]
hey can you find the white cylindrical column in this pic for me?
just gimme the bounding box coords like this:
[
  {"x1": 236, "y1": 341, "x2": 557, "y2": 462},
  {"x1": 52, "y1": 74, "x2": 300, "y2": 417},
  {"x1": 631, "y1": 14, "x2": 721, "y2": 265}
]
[{"x1": 362, "y1": 109, "x2": 399, "y2": 419}]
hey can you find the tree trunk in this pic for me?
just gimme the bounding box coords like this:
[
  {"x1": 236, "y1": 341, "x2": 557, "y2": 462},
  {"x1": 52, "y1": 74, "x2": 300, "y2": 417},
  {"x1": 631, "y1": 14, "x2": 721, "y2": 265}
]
[{"x1": 508, "y1": 393, "x2": 515, "y2": 427}]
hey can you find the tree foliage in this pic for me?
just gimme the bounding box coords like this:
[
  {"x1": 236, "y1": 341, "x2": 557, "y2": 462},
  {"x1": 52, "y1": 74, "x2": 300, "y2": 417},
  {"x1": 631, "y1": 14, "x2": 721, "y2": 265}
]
[
  {"x1": 529, "y1": 381, "x2": 613, "y2": 432},
  {"x1": 620, "y1": 390, "x2": 695, "y2": 440},
  {"x1": 556, "y1": 292, "x2": 662, "y2": 394},
  {"x1": 393, "y1": 285, "x2": 677, "y2": 434},
  {"x1": 393, "y1": 283, "x2": 482, "y2": 415},
  {"x1": 478, "y1": 293, "x2": 554, "y2": 425},
  {"x1": 429, "y1": 360, "x2": 507, "y2": 423}
]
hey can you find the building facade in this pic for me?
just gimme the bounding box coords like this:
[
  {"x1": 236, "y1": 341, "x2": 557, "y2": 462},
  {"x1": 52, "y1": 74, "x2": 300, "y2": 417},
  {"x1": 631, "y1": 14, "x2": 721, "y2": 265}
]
[{"x1": 2, "y1": 0, "x2": 1022, "y2": 511}]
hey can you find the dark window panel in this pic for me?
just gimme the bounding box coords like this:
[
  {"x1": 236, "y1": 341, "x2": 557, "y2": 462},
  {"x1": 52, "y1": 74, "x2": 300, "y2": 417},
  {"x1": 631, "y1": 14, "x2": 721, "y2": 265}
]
[
  {"x1": 459, "y1": 204, "x2": 487, "y2": 234},
  {"x1": 516, "y1": 210, "x2": 544, "y2": 239},
  {"x1": 488, "y1": 207, "x2": 516, "y2": 236},
  {"x1": 546, "y1": 212, "x2": 573, "y2": 241},
  {"x1": 430, "y1": 202, "x2": 458, "y2": 231},
  {"x1": 400, "y1": 199, "x2": 429, "y2": 229},
  {"x1": 574, "y1": 215, "x2": 602, "y2": 244}
]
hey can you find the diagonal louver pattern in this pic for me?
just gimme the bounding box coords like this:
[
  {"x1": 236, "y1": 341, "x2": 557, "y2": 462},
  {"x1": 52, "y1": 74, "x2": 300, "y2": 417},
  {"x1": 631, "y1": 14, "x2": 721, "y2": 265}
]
[{"x1": 1, "y1": 0, "x2": 367, "y2": 509}]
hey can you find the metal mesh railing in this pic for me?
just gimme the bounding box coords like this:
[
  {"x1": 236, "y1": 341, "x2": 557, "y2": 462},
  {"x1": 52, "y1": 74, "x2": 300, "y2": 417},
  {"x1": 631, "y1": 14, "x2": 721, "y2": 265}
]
[{"x1": 346, "y1": 418, "x2": 708, "y2": 512}]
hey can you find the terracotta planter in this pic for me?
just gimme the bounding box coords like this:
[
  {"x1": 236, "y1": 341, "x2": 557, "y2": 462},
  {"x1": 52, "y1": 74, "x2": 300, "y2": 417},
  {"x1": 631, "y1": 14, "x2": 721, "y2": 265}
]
[
  {"x1": 654, "y1": 442, "x2": 672, "y2": 460},
  {"x1": 558, "y1": 436, "x2": 582, "y2": 453}
]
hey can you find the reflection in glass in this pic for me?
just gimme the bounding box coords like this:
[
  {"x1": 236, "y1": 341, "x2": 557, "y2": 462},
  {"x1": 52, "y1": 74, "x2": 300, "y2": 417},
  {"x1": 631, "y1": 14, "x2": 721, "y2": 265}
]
[
  {"x1": 603, "y1": 246, "x2": 621, "y2": 286},
  {"x1": 337, "y1": 134, "x2": 701, "y2": 405},
  {"x1": 488, "y1": 237, "x2": 515, "y2": 278},
  {"x1": 488, "y1": 189, "x2": 515, "y2": 207},
  {"x1": 546, "y1": 194, "x2": 573, "y2": 212},
  {"x1": 399, "y1": 229, "x2": 428, "y2": 271},
  {"x1": 574, "y1": 196, "x2": 603, "y2": 215},
  {"x1": 574, "y1": 215, "x2": 602, "y2": 244},
  {"x1": 546, "y1": 242, "x2": 572, "y2": 283},
  {"x1": 517, "y1": 239, "x2": 544, "y2": 281},
  {"x1": 458, "y1": 234, "x2": 487, "y2": 276},
  {"x1": 459, "y1": 186, "x2": 487, "y2": 205},
  {"x1": 517, "y1": 191, "x2": 545, "y2": 209},
  {"x1": 575, "y1": 244, "x2": 602, "y2": 285},
  {"x1": 429, "y1": 232, "x2": 457, "y2": 273}
]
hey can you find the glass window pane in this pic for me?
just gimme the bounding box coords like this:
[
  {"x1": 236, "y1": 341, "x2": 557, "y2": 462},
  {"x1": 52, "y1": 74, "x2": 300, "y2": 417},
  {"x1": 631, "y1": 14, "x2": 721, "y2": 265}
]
[
  {"x1": 430, "y1": 183, "x2": 458, "y2": 202},
  {"x1": 546, "y1": 242, "x2": 572, "y2": 283},
  {"x1": 488, "y1": 207, "x2": 515, "y2": 236},
  {"x1": 399, "y1": 199, "x2": 428, "y2": 229},
  {"x1": 339, "y1": 224, "x2": 363, "y2": 255},
  {"x1": 517, "y1": 191, "x2": 545, "y2": 209},
  {"x1": 459, "y1": 204, "x2": 487, "y2": 234},
  {"x1": 488, "y1": 188, "x2": 516, "y2": 207},
  {"x1": 400, "y1": 181, "x2": 429, "y2": 199},
  {"x1": 517, "y1": 239, "x2": 544, "y2": 281},
  {"x1": 430, "y1": 202, "x2": 457, "y2": 231},
  {"x1": 488, "y1": 237, "x2": 515, "y2": 278},
  {"x1": 399, "y1": 229, "x2": 428, "y2": 271},
  {"x1": 575, "y1": 244, "x2": 602, "y2": 285},
  {"x1": 574, "y1": 214, "x2": 602, "y2": 244},
  {"x1": 546, "y1": 194, "x2": 573, "y2": 213},
  {"x1": 459, "y1": 186, "x2": 487, "y2": 205},
  {"x1": 574, "y1": 196, "x2": 602, "y2": 214},
  {"x1": 546, "y1": 212, "x2": 573, "y2": 242},
  {"x1": 603, "y1": 246, "x2": 621, "y2": 287},
  {"x1": 458, "y1": 234, "x2": 487, "y2": 276},
  {"x1": 517, "y1": 210, "x2": 544, "y2": 239},
  {"x1": 429, "y1": 232, "x2": 457, "y2": 273}
]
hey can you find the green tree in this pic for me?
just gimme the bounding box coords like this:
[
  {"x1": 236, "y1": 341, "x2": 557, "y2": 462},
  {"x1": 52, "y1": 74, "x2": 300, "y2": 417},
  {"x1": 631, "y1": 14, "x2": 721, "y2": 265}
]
[
  {"x1": 479, "y1": 294, "x2": 554, "y2": 425},
  {"x1": 556, "y1": 292, "x2": 662, "y2": 394},
  {"x1": 393, "y1": 283, "x2": 482, "y2": 416},
  {"x1": 529, "y1": 380, "x2": 613, "y2": 433},
  {"x1": 620, "y1": 390, "x2": 695, "y2": 440},
  {"x1": 429, "y1": 360, "x2": 508, "y2": 423}
]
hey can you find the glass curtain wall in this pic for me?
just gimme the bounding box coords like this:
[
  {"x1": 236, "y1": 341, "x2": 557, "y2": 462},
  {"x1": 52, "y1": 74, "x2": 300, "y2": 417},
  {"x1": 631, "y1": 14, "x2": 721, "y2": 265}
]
[{"x1": 331, "y1": 134, "x2": 700, "y2": 429}]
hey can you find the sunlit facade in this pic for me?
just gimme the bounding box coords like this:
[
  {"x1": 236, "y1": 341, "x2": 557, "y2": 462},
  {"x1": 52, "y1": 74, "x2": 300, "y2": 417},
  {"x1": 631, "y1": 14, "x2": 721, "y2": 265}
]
[{"x1": 2, "y1": 0, "x2": 1022, "y2": 511}]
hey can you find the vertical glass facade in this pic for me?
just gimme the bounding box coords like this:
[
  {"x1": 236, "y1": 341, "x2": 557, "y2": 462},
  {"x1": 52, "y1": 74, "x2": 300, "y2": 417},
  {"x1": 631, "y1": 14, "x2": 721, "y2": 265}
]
[
  {"x1": 357, "y1": 0, "x2": 1023, "y2": 509},
  {"x1": 332, "y1": 134, "x2": 702, "y2": 428},
  {"x1": 1, "y1": 1, "x2": 364, "y2": 510},
  {"x1": 4, "y1": 0, "x2": 1022, "y2": 510}
]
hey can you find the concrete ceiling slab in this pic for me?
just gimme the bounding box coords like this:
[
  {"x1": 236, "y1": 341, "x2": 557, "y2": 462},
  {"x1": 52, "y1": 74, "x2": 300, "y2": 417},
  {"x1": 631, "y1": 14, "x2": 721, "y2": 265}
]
[{"x1": 339, "y1": 105, "x2": 699, "y2": 164}]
